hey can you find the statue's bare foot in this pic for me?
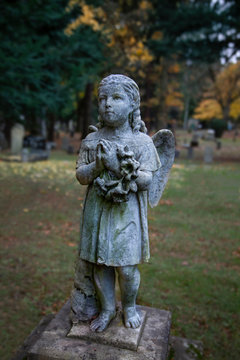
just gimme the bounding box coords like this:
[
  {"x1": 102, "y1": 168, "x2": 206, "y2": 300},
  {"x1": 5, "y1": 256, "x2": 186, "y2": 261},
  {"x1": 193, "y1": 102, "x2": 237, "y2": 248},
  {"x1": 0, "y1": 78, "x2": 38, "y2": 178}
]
[
  {"x1": 90, "y1": 310, "x2": 116, "y2": 332},
  {"x1": 123, "y1": 306, "x2": 141, "y2": 329}
]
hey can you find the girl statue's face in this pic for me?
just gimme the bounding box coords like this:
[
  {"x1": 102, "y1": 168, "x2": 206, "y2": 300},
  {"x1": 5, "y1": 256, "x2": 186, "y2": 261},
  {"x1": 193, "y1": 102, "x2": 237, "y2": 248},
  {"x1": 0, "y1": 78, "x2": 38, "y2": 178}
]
[{"x1": 98, "y1": 84, "x2": 133, "y2": 128}]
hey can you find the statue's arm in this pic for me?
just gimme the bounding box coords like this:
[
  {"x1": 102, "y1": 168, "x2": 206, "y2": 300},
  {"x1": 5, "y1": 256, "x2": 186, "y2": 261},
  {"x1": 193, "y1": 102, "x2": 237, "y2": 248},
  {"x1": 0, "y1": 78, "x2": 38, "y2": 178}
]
[
  {"x1": 76, "y1": 161, "x2": 104, "y2": 185},
  {"x1": 135, "y1": 170, "x2": 153, "y2": 191},
  {"x1": 76, "y1": 146, "x2": 104, "y2": 185}
]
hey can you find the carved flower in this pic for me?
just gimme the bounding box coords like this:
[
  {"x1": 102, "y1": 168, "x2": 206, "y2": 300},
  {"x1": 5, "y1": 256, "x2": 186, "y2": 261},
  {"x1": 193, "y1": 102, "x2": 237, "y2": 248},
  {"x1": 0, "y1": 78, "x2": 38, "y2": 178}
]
[{"x1": 94, "y1": 145, "x2": 140, "y2": 203}]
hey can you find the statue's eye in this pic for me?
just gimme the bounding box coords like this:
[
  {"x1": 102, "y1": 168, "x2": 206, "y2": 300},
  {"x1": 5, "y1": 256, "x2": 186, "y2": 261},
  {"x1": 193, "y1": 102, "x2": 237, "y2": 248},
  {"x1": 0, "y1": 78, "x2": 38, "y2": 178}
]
[{"x1": 113, "y1": 95, "x2": 121, "y2": 100}]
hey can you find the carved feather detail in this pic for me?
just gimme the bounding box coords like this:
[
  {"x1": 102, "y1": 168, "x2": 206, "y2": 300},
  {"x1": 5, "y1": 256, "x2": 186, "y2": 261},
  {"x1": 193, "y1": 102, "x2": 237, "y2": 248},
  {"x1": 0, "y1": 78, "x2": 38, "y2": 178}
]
[{"x1": 148, "y1": 129, "x2": 175, "y2": 208}]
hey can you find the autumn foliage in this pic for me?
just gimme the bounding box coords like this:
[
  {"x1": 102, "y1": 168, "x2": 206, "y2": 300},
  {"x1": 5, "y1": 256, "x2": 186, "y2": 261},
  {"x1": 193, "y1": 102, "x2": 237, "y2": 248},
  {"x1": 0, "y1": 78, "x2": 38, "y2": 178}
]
[
  {"x1": 195, "y1": 62, "x2": 240, "y2": 122},
  {"x1": 1, "y1": 0, "x2": 240, "y2": 141}
]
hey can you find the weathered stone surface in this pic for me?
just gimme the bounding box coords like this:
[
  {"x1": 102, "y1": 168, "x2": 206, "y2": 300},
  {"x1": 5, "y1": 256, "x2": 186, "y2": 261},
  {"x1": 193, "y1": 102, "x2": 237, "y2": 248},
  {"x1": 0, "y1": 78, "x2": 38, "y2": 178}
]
[
  {"x1": 12, "y1": 314, "x2": 54, "y2": 360},
  {"x1": 67, "y1": 308, "x2": 147, "y2": 351},
  {"x1": 72, "y1": 75, "x2": 175, "y2": 333},
  {"x1": 204, "y1": 145, "x2": 214, "y2": 163},
  {"x1": 11, "y1": 123, "x2": 24, "y2": 155},
  {"x1": 27, "y1": 300, "x2": 171, "y2": 360},
  {"x1": 169, "y1": 336, "x2": 203, "y2": 360}
]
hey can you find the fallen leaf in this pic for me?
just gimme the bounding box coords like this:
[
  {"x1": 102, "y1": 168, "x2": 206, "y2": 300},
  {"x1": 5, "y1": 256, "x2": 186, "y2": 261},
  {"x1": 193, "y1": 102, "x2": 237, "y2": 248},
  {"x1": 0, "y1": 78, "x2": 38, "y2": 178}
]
[
  {"x1": 160, "y1": 199, "x2": 174, "y2": 206},
  {"x1": 232, "y1": 247, "x2": 240, "y2": 258},
  {"x1": 67, "y1": 242, "x2": 77, "y2": 247}
]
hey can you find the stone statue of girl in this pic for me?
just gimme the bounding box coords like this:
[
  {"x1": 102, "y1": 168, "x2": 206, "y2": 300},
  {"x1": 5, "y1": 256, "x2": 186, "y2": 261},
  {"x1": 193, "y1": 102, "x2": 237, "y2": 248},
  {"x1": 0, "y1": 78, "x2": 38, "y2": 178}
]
[{"x1": 71, "y1": 74, "x2": 175, "y2": 333}]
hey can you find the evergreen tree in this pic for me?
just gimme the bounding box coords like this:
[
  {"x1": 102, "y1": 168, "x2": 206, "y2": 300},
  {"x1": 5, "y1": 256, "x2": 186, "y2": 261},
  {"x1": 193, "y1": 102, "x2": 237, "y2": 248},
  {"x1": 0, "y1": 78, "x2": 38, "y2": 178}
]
[{"x1": 0, "y1": 0, "x2": 106, "y2": 141}]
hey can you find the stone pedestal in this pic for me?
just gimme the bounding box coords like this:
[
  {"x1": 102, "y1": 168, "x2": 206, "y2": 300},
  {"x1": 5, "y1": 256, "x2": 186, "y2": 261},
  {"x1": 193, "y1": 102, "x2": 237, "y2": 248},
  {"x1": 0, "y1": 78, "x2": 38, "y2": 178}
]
[{"x1": 26, "y1": 300, "x2": 171, "y2": 360}]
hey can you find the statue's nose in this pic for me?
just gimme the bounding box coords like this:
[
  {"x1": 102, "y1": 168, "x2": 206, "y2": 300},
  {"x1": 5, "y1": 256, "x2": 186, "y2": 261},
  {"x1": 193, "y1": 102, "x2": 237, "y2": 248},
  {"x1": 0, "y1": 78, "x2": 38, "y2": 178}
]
[{"x1": 106, "y1": 98, "x2": 112, "y2": 108}]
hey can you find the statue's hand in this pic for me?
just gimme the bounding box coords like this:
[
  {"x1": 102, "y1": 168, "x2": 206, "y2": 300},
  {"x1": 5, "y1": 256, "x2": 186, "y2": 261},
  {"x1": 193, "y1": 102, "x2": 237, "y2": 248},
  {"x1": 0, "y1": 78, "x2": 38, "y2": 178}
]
[
  {"x1": 96, "y1": 143, "x2": 104, "y2": 173},
  {"x1": 99, "y1": 139, "x2": 120, "y2": 175}
]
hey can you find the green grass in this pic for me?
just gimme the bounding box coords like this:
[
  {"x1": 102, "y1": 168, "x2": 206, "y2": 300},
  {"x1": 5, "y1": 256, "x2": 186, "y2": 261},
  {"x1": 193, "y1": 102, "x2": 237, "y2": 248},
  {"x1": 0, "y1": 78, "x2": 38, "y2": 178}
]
[{"x1": 0, "y1": 152, "x2": 239, "y2": 359}]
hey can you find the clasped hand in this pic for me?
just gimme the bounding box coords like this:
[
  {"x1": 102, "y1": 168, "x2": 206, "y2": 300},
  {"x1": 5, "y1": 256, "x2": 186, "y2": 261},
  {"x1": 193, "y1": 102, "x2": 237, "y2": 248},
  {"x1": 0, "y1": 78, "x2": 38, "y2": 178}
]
[{"x1": 96, "y1": 140, "x2": 120, "y2": 175}]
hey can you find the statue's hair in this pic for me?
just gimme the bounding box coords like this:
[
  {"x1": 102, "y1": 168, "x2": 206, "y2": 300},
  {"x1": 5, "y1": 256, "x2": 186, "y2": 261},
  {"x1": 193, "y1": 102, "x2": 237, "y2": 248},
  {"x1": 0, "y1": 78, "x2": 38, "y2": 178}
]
[{"x1": 97, "y1": 74, "x2": 147, "y2": 134}]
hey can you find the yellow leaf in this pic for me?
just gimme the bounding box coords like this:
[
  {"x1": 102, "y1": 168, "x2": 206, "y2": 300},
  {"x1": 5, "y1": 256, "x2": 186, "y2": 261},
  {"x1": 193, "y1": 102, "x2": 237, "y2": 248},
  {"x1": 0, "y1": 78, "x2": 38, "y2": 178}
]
[
  {"x1": 230, "y1": 98, "x2": 240, "y2": 119},
  {"x1": 139, "y1": 0, "x2": 152, "y2": 10},
  {"x1": 194, "y1": 99, "x2": 222, "y2": 120},
  {"x1": 168, "y1": 63, "x2": 181, "y2": 74},
  {"x1": 151, "y1": 31, "x2": 163, "y2": 40},
  {"x1": 65, "y1": 1, "x2": 101, "y2": 35}
]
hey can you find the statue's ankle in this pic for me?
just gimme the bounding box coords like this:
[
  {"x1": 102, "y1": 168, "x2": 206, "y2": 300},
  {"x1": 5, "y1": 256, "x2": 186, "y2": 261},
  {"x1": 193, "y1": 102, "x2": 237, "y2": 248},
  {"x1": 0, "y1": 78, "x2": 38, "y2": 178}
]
[
  {"x1": 123, "y1": 305, "x2": 136, "y2": 315},
  {"x1": 101, "y1": 308, "x2": 116, "y2": 316}
]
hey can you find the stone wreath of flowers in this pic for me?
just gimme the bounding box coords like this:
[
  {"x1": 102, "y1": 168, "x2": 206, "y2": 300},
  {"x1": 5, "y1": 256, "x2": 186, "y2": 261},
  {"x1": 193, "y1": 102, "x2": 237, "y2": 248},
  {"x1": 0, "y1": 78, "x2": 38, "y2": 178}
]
[{"x1": 94, "y1": 145, "x2": 140, "y2": 203}]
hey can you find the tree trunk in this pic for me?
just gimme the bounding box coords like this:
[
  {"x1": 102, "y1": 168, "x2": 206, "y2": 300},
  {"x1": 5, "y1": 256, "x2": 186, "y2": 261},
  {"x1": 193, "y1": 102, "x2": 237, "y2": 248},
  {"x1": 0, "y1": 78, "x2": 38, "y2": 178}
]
[
  {"x1": 76, "y1": 97, "x2": 83, "y2": 133},
  {"x1": 47, "y1": 113, "x2": 56, "y2": 141},
  {"x1": 157, "y1": 59, "x2": 168, "y2": 129},
  {"x1": 183, "y1": 93, "x2": 190, "y2": 130},
  {"x1": 183, "y1": 65, "x2": 190, "y2": 130},
  {"x1": 145, "y1": 69, "x2": 151, "y2": 128},
  {"x1": 82, "y1": 82, "x2": 93, "y2": 139},
  {"x1": 222, "y1": 104, "x2": 230, "y2": 123},
  {"x1": 3, "y1": 117, "x2": 14, "y2": 145}
]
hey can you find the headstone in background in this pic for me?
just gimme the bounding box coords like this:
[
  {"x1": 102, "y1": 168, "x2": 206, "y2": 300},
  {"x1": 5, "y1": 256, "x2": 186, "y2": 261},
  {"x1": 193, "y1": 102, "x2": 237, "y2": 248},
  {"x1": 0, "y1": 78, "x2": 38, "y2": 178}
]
[
  {"x1": 61, "y1": 136, "x2": 70, "y2": 151},
  {"x1": 190, "y1": 133, "x2": 199, "y2": 147},
  {"x1": 216, "y1": 140, "x2": 222, "y2": 150},
  {"x1": 21, "y1": 148, "x2": 30, "y2": 162},
  {"x1": 11, "y1": 123, "x2": 24, "y2": 154},
  {"x1": 0, "y1": 131, "x2": 8, "y2": 151},
  {"x1": 67, "y1": 145, "x2": 74, "y2": 154},
  {"x1": 23, "y1": 135, "x2": 46, "y2": 150},
  {"x1": 204, "y1": 146, "x2": 213, "y2": 163},
  {"x1": 68, "y1": 119, "x2": 75, "y2": 137},
  {"x1": 46, "y1": 142, "x2": 56, "y2": 151},
  {"x1": 54, "y1": 121, "x2": 61, "y2": 139},
  {"x1": 22, "y1": 135, "x2": 49, "y2": 162},
  {"x1": 187, "y1": 146, "x2": 194, "y2": 159},
  {"x1": 205, "y1": 129, "x2": 215, "y2": 141},
  {"x1": 175, "y1": 149, "x2": 180, "y2": 158},
  {"x1": 182, "y1": 143, "x2": 194, "y2": 160},
  {"x1": 41, "y1": 119, "x2": 47, "y2": 139}
]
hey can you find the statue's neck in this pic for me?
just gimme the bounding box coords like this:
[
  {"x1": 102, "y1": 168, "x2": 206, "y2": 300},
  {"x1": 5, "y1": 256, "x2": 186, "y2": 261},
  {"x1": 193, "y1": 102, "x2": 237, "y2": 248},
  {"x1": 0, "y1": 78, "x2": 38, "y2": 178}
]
[{"x1": 102, "y1": 121, "x2": 132, "y2": 138}]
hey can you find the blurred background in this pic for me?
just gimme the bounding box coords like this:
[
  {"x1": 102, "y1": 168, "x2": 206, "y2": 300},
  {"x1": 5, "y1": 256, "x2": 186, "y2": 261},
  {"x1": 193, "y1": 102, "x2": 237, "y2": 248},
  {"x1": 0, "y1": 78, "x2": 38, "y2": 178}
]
[{"x1": 0, "y1": 1, "x2": 239, "y2": 359}]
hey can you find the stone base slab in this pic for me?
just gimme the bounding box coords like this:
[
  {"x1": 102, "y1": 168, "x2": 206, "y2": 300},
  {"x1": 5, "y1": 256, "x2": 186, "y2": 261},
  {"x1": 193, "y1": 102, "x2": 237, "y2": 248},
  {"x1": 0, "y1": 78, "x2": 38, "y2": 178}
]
[
  {"x1": 27, "y1": 300, "x2": 171, "y2": 360},
  {"x1": 67, "y1": 308, "x2": 147, "y2": 351}
]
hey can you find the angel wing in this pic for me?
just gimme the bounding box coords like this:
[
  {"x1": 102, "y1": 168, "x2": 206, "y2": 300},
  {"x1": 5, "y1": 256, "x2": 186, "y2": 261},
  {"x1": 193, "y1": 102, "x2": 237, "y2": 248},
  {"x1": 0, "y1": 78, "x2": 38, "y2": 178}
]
[{"x1": 148, "y1": 129, "x2": 175, "y2": 208}]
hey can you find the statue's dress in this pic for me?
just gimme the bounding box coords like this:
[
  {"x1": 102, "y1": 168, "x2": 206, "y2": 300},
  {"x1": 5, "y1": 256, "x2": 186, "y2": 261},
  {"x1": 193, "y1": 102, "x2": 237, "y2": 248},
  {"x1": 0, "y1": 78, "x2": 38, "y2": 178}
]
[{"x1": 77, "y1": 130, "x2": 160, "y2": 266}]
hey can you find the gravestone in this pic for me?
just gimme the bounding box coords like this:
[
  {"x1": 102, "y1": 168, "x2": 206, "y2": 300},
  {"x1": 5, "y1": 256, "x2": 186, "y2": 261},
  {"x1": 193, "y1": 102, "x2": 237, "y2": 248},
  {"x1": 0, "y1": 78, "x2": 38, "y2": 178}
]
[
  {"x1": 41, "y1": 118, "x2": 47, "y2": 138},
  {"x1": 205, "y1": 129, "x2": 215, "y2": 141},
  {"x1": 55, "y1": 121, "x2": 61, "y2": 139},
  {"x1": 22, "y1": 135, "x2": 49, "y2": 162},
  {"x1": 204, "y1": 146, "x2": 213, "y2": 163},
  {"x1": 68, "y1": 119, "x2": 75, "y2": 137},
  {"x1": 216, "y1": 140, "x2": 221, "y2": 150},
  {"x1": 61, "y1": 135, "x2": 70, "y2": 150},
  {"x1": 11, "y1": 123, "x2": 24, "y2": 154},
  {"x1": 187, "y1": 146, "x2": 194, "y2": 159},
  {"x1": 0, "y1": 131, "x2": 8, "y2": 150}
]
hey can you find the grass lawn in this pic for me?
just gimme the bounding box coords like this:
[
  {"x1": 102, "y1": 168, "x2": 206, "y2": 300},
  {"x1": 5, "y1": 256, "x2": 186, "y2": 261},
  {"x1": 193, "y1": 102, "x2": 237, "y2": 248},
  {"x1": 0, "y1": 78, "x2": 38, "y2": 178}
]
[{"x1": 0, "y1": 150, "x2": 239, "y2": 359}]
